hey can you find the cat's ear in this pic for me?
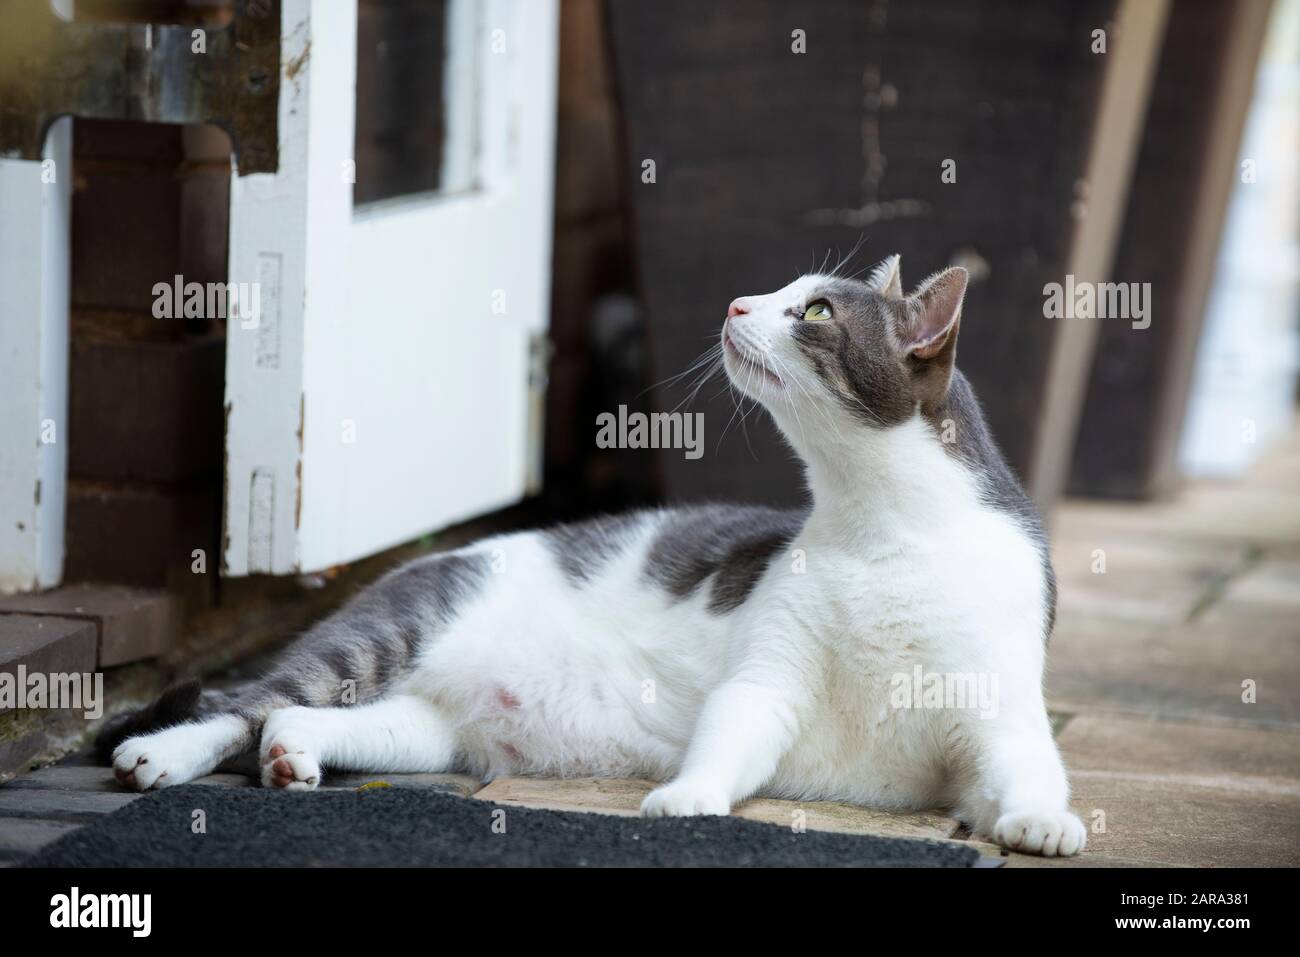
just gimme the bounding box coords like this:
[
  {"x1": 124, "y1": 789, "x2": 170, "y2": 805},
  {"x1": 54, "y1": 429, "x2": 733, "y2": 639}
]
[
  {"x1": 899, "y1": 266, "x2": 967, "y2": 361},
  {"x1": 865, "y1": 254, "x2": 903, "y2": 299}
]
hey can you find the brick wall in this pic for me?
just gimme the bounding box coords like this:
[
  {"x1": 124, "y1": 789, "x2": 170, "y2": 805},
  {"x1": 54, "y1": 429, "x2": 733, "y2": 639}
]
[{"x1": 65, "y1": 118, "x2": 230, "y2": 613}]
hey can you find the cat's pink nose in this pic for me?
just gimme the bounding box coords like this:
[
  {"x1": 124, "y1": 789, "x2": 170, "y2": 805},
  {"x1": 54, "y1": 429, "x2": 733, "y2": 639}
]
[{"x1": 727, "y1": 299, "x2": 751, "y2": 319}]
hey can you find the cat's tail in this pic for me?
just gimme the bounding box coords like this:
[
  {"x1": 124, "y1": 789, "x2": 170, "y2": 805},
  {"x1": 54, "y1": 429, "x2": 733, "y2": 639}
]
[{"x1": 93, "y1": 680, "x2": 234, "y2": 763}]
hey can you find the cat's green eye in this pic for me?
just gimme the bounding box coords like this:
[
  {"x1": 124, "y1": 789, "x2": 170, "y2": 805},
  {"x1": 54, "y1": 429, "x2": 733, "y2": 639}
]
[{"x1": 802, "y1": 301, "x2": 832, "y2": 322}]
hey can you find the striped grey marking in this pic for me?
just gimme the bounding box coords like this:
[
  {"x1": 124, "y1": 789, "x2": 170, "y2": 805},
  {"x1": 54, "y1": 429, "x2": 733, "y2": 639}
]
[
  {"x1": 643, "y1": 504, "x2": 805, "y2": 614},
  {"x1": 230, "y1": 551, "x2": 491, "y2": 722},
  {"x1": 544, "y1": 511, "x2": 650, "y2": 584},
  {"x1": 791, "y1": 277, "x2": 916, "y2": 429}
]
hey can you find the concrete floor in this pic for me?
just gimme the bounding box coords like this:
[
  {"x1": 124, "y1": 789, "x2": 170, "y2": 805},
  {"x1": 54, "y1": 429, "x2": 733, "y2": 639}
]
[{"x1": 3, "y1": 429, "x2": 1298, "y2": 867}]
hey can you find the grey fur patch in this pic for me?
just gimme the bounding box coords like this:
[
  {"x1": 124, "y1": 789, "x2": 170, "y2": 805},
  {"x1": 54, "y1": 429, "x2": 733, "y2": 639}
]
[
  {"x1": 545, "y1": 512, "x2": 649, "y2": 584},
  {"x1": 923, "y1": 371, "x2": 1058, "y2": 639},
  {"x1": 791, "y1": 278, "x2": 916, "y2": 428},
  {"x1": 644, "y1": 504, "x2": 805, "y2": 613},
  {"x1": 232, "y1": 551, "x2": 491, "y2": 721}
]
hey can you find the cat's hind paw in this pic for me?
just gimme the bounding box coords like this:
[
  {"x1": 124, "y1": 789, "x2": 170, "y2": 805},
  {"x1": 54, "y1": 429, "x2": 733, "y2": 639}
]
[
  {"x1": 640, "y1": 780, "x2": 730, "y2": 818},
  {"x1": 112, "y1": 728, "x2": 210, "y2": 791},
  {"x1": 260, "y1": 745, "x2": 321, "y2": 790},
  {"x1": 260, "y1": 707, "x2": 322, "y2": 790},
  {"x1": 993, "y1": 809, "x2": 1087, "y2": 857}
]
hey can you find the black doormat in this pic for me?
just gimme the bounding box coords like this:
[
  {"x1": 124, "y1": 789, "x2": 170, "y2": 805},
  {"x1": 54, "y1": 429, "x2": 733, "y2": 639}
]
[{"x1": 25, "y1": 785, "x2": 982, "y2": 868}]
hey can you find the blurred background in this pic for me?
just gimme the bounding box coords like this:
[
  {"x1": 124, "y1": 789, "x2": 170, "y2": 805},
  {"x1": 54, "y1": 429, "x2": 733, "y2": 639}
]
[{"x1": 1, "y1": 0, "x2": 1297, "y2": 803}]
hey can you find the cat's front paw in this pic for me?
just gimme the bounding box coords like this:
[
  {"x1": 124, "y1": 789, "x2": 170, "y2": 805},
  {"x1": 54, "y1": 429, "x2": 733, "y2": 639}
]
[
  {"x1": 993, "y1": 809, "x2": 1087, "y2": 857},
  {"x1": 640, "y1": 780, "x2": 731, "y2": 818}
]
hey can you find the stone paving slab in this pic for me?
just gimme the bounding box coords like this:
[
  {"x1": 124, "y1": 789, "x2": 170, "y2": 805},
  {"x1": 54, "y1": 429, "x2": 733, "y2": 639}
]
[
  {"x1": 191, "y1": 773, "x2": 258, "y2": 788},
  {"x1": 1058, "y1": 712, "x2": 1300, "y2": 785},
  {"x1": 0, "y1": 817, "x2": 82, "y2": 859},
  {"x1": 1056, "y1": 712, "x2": 1300, "y2": 867},
  {"x1": 1215, "y1": 557, "x2": 1300, "y2": 615},
  {"x1": 321, "y1": 772, "x2": 483, "y2": 796},
  {"x1": 7, "y1": 762, "x2": 484, "y2": 797},
  {"x1": 0, "y1": 786, "x2": 139, "y2": 821},
  {"x1": 473, "y1": 775, "x2": 962, "y2": 840},
  {"x1": 1047, "y1": 614, "x2": 1300, "y2": 727},
  {"x1": 5, "y1": 764, "x2": 124, "y2": 792},
  {"x1": 5, "y1": 763, "x2": 261, "y2": 792},
  {"x1": 474, "y1": 775, "x2": 650, "y2": 816},
  {"x1": 1064, "y1": 774, "x2": 1300, "y2": 867},
  {"x1": 1052, "y1": 486, "x2": 1300, "y2": 551},
  {"x1": 1236, "y1": 441, "x2": 1300, "y2": 493},
  {"x1": 732, "y1": 797, "x2": 958, "y2": 840},
  {"x1": 1051, "y1": 536, "x2": 1248, "y2": 625},
  {"x1": 961, "y1": 839, "x2": 1176, "y2": 868}
]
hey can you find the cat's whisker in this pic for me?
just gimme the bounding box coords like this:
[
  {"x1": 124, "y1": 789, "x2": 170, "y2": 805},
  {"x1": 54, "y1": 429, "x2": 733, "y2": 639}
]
[
  {"x1": 796, "y1": 375, "x2": 850, "y2": 445},
  {"x1": 717, "y1": 352, "x2": 766, "y2": 455},
  {"x1": 715, "y1": 368, "x2": 749, "y2": 451},
  {"x1": 667, "y1": 346, "x2": 723, "y2": 400},
  {"x1": 640, "y1": 339, "x2": 724, "y2": 402},
  {"x1": 771, "y1": 350, "x2": 845, "y2": 448},
  {"x1": 670, "y1": 354, "x2": 726, "y2": 415},
  {"x1": 828, "y1": 234, "x2": 868, "y2": 278},
  {"x1": 767, "y1": 353, "x2": 810, "y2": 448}
]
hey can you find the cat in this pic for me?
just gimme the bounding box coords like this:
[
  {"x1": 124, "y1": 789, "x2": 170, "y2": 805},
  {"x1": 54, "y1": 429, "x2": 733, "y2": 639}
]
[{"x1": 100, "y1": 254, "x2": 1085, "y2": 857}]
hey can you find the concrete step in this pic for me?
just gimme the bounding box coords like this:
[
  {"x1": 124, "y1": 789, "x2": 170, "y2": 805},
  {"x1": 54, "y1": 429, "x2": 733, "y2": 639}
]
[
  {"x1": 0, "y1": 614, "x2": 97, "y2": 678},
  {"x1": 0, "y1": 584, "x2": 179, "y2": 667}
]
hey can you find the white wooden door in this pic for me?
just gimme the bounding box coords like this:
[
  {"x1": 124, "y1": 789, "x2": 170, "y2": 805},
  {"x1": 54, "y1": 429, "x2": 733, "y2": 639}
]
[
  {"x1": 0, "y1": 117, "x2": 72, "y2": 593},
  {"x1": 223, "y1": 0, "x2": 558, "y2": 576}
]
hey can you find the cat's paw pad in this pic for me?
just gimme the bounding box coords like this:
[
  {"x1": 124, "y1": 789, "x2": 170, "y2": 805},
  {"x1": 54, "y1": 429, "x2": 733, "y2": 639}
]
[
  {"x1": 993, "y1": 809, "x2": 1087, "y2": 857},
  {"x1": 260, "y1": 744, "x2": 321, "y2": 790},
  {"x1": 260, "y1": 708, "x2": 322, "y2": 790},
  {"x1": 640, "y1": 781, "x2": 730, "y2": 818},
  {"x1": 112, "y1": 729, "x2": 205, "y2": 791}
]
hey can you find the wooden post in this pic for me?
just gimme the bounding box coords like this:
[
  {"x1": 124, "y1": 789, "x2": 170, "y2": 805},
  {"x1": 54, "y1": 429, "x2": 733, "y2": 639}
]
[
  {"x1": 1068, "y1": 0, "x2": 1275, "y2": 500},
  {"x1": 1029, "y1": 0, "x2": 1171, "y2": 510}
]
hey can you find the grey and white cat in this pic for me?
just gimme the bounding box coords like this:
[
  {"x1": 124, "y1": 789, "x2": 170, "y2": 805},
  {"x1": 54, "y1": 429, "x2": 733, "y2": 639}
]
[{"x1": 103, "y1": 255, "x2": 1084, "y2": 856}]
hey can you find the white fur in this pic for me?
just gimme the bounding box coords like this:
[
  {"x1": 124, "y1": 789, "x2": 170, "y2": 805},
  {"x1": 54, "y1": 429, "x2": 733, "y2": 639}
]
[
  {"x1": 114, "y1": 272, "x2": 1082, "y2": 856},
  {"x1": 112, "y1": 715, "x2": 247, "y2": 790}
]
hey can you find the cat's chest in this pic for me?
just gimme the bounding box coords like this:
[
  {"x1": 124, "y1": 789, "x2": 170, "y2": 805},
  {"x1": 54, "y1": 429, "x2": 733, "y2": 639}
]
[{"x1": 792, "y1": 508, "x2": 1045, "y2": 654}]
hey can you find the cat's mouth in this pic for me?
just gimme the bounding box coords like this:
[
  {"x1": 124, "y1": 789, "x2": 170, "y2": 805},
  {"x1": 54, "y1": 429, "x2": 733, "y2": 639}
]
[{"x1": 723, "y1": 329, "x2": 783, "y2": 388}]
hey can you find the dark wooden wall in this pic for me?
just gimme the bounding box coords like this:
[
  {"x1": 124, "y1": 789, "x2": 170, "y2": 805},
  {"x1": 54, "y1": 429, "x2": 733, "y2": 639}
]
[
  {"x1": 1069, "y1": 0, "x2": 1275, "y2": 499},
  {"x1": 544, "y1": 0, "x2": 644, "y2": 516},
  {"x1": 607, "y1": 0, "x2": 1116, "y2": 506}
]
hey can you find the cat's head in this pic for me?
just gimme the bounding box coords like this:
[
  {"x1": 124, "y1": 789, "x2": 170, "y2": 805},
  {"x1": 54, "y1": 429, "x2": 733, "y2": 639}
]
[{"x1": 721, "y1": 255, "x2": 968, "y2": 440}]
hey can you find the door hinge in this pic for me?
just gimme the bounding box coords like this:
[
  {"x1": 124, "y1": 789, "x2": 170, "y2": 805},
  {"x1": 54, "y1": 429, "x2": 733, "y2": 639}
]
[{"x1": 525, "y1": 332, "x2": 553, "y2": 495}]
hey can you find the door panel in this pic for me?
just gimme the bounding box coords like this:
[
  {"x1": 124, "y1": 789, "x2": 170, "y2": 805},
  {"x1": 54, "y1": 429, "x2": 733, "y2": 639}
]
[{"x1": 223, "y1": 0, "x2": 557, "y2": 576}]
